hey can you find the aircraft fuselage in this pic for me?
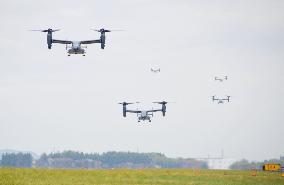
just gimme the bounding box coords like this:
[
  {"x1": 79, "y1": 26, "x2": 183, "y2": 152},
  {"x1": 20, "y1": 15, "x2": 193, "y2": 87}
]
[
  {"x1": 67, "y1": 41, "x2": 85, "y2": 55},
  {"x1": 138, "y1": 111, "x2": 152, "y2": 122}
]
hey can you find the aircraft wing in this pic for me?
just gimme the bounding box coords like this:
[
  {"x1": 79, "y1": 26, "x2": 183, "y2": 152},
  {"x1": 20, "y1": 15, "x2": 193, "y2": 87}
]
[
  {"x1": 80, "y1": 39, "x2": 101, "y2": 44},
  {"x1": 52, "y1": 39, "x2": 72, "y2": 44},
  {"x1": 147, "y1": 109, "x2": 161, "y2": 113},
  {"x1": 126, "y1": 110, "x2": 141, "y2": 113}
]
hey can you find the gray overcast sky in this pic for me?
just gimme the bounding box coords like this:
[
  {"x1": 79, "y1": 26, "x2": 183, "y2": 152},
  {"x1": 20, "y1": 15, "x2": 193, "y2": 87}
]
[{"x1": 0, "y1": 0, "x2": 283, "y2": 161}]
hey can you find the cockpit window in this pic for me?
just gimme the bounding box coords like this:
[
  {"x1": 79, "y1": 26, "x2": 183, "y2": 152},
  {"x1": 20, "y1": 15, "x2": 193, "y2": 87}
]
[
  {"x1": 72, "y1": 41, "x2": 80, "y2": 48},
  {"x1": 141, "y1": 111, "x2": 147, "y2": 117}
]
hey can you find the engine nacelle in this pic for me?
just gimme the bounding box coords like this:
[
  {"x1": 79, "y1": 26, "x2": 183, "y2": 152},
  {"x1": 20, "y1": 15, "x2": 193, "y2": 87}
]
[
  {"x1": 47, "y1": 33, "x2": 52, "y2": 49},
  {"x1": 119, "y1": 102, "x2": 135, "y2": 117},
  {"x1": 162, "y1": 104, "x2": 166, "y2": 117},
  {"x1": 100, "y1": 34, "x2": 105, "y2": 49},
  {"x1": 31, "y1": 28, "x2": 60, "y2": 50},
  {"x1": 101, "y1": 42, "x2": 105, "y2": 49},
  {"x1": 123, "y1": 105, "x2": 127, "y2": 117}
]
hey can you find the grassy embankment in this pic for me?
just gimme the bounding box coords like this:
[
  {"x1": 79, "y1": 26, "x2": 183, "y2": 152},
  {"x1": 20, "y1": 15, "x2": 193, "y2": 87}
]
[{"x1": 0, "y1": 168, "x2": 283, "y2": 185}]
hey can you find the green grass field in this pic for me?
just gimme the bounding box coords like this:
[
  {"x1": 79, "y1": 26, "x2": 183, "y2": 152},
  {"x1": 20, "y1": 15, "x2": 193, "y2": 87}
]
[{"x1": 0, "y1": 168, "x2": 283, "y2": 185}]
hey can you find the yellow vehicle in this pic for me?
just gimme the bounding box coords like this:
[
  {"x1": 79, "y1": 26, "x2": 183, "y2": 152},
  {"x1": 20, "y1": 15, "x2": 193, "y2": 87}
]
[{"x1": 262, "y1": 164, "x2": 281, "y2": 171}]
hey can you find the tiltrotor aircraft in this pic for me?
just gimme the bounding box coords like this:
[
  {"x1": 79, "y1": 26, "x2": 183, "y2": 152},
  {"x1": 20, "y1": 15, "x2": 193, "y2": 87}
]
[
  {"x1": 30, "y1": 28, "x2": 120, "y2": 56},
  {"x1": 151, "y1": 68, "x2": 161, "y2": 73},
  {"x1": 119, "y1": 101, "x2": 168, "y2": 122},
  {"x1": 214, "y1": 76, "x2": 228, "y2": 82},
  {"x1": 212, "y1": 95, "x2": 231, "y2": 104}
]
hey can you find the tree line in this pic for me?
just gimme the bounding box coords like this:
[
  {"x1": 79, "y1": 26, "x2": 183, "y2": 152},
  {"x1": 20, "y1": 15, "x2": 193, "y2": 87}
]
[
  {"x1": 2, "y1": 151, "x2": 283, "y2": 170},
  {"x1": 0, "y1": 153, "x2": 33, "y2": 168},
  {"x1": 35, "y1": 151, "x2": 208, "y2": 169},
  {"x1": 0, "y1": 151, "x2": 208, "y2": 169}
]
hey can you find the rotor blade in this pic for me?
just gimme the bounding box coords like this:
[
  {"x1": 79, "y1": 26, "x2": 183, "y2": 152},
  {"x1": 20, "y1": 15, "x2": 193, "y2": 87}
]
[
  {"x1": 118, "y1": 102, "x2": 134, "y2": 105},
  {"x1": 153, "y1": 101, "x2": 168, "y2": 104},
  {"x1": 29, "y1": 29, "x2": 60, "y2": 32},
  {"x1": 51, "y1": 29, "x2": 60, "y2": 32},
  {"x1": 29, "y1": 29, "x2": 46, "y2": 32},
  {"x1": 108, "y1": 30, "x2": 124, "y2": 31},
  {"x1": 91, "y1": 29, "x2": 107, "y2": 31},
  {"x1": 91, "y1": 29, "x2": 124, "y2": 32}
]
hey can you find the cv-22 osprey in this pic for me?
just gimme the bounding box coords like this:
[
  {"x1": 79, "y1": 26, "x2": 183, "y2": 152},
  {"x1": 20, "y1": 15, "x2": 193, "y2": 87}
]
[
  {"x1": 30, "y1": 28, "x2": 122, "y2": 56},
  {"x1": 214, "y1": 76, "x2": 228, "y2": 82},
  {"x1": 119, "y1": 101, "x2": 168, "y2": 122},
  {"x1": 212, "y1": 95, "x2": 231, "y2": 104},
  {"x1": 151, "y1": 68, "x2": 161, "y2": 73}
]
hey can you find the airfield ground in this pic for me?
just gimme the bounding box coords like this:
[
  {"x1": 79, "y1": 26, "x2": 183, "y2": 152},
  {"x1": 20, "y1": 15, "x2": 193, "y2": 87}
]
[{"x1": 0, "y1": 168, "x2": 283, "y2": 185}]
